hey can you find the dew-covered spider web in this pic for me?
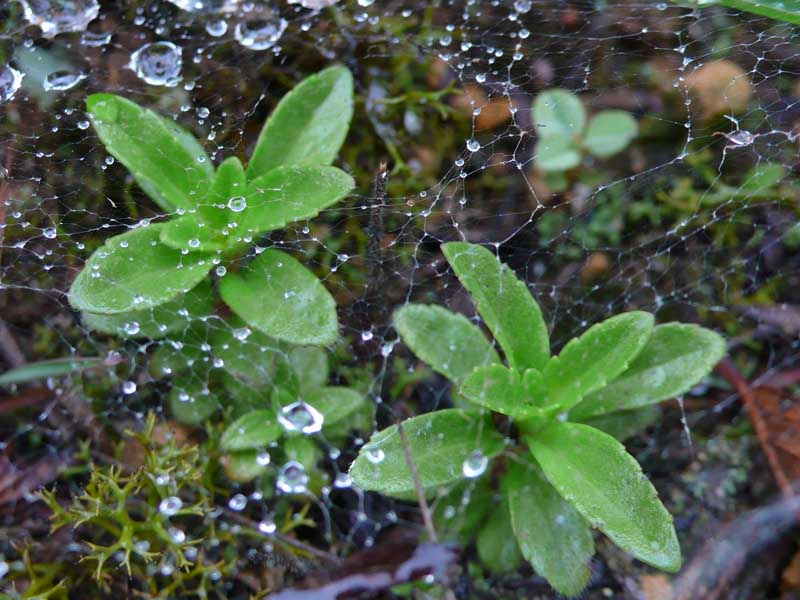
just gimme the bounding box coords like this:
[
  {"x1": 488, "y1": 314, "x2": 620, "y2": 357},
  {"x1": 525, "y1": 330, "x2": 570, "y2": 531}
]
[{"x1": 1, "y1": 0, "x2": 800, "y2": 597}]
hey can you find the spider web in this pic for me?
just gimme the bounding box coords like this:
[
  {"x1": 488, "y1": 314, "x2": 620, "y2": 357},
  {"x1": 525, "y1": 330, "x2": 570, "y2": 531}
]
[{"x1": 0, "y1": 0, "x2": 798, "y2": 597}]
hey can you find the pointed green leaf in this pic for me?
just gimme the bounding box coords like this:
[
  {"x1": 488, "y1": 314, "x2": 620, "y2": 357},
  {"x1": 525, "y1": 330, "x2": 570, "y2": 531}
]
[
  {"x1": 720, "y1": 0, "x2": 800, "y2": 24},
  {"x1": 533, "y1": 89, "x2": 586, "y2": 139},
  {"x1": 393, "y1": 304, "x2": 500, "y2": 384},
  {"x1": 534, "y1": 135, "x2": 582, "y2": 172},
  {"x1": 87, "y1": 94, "x2": 213, "y2": 211},
  {"x1": 169, "y1": 377, "x2": 219, "y2": 425},
  {"x1": 303, "y1": 386, "x2": 365, "y2": 428},
  {"x1": 542, "y1": 312, "x2": 654, "y2": 411},
  {"x1": 571, "y1": 324, "x2": 726, "y2": 420},
  {"x1": 461, "y1": 364, "x2": 538, "y2": 419},
  {"x1": 238, "y1": 166, "x2": 354, "y2": 238},
  {"x1": 583, "y1": 110, "x2": 638, "y2": 158},
  {"x1": 433, "y1": 478, "x2": 493, "y2": 545},
  {"x1": 581, "y1": 406, "x2": 660, "y2": 442},
  {"x1": 349, "y1": 409, "x2": 505, "y2": 497},
  {"x1": 219, "y1": 249, "x2": 338, "y2": 346},
  {"x1": 288, "y1": 346, "x2": 329, "y2": 391},
  {"x1": 0, "y1": 356, "x2": 108, "y2": 386},
  {"x1": 209, "y1": 156, "x2": 247, "y2": 227},
  {"x1": 68, "y1": 224, "x2": 214, "y2": 314},
  {"x1": 477, "y1": 500, "x2": 523, "y2": 573},
  {"x1": 247, "y1": 65, "x2": 354, "y2": 179},
  {"x1": 528, "y1": 422, "x2": 681, "y2": 572},
  {"x1": 506, "y1": 461, "x2": 594, "y2": 596},
  {"x1": 285, "y1": 435, "x2": 320, "y2": 471},
  {"x1": 442, "y1": 242, "x2": 549, "y2": 371},
  {"x1": 210, "y1": 321, "x2": 282, "y2": 387},
  {"x1": 82, "y1": 280, "x2": 215, "y2": 339},
  {"x1": 221, "y1": 410, "x2": 282, "y2": 451}
]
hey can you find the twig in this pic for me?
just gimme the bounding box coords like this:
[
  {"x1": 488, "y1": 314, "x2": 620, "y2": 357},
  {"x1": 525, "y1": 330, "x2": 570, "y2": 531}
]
[
  {"x1": 716, "y1": 358, "x2": 793, "y2": 496},
  {"x1": 396, "y1": 420, "x2": 437, "y2": 542},
  {"x1": 0, "y1": 319, "x2": 25, "y2": 368}
]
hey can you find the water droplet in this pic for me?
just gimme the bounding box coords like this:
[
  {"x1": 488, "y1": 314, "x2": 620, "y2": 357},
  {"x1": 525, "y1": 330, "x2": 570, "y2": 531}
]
[
  {"x1": 159, "y1": 496, "x2": 182, "y2": 516},
  {"x1": 357, "y1": 0, "x2": 374, "y2": 5},
  {"x1": 19, "y1": 0, "x2": 100, "y2": 38},
  {"x1": 256, "y1": 450, "x2": 271, "y2": 466},
  {"x1": 130, "y1": 41, "x2": 183, "y2": 87},
  {"x1": 188, "y1": 238, "x2": 201, "y2": 249},
  {"x1": 0, "y1": 560, "x2": 8, "y2": 580},
  {"x1": 43, "y1": 227, "x2": 57, "y2": 239},
  {"x1": 122, "y1": 380, "x2": 137, "y2": 395},
  {"x1": 288, "y1": 0, "x2": 340, "y2": 8},
  {"x1": 278, "y1": 401, "x2": 324, "y2": 435},
  {"x1": 276, "y1": 461, "x2": 309, "y2": 494},
  {"x1": 466, "y1": 138, "x2": 481, "y2": 152},
  {"x1": 258, "y1": 518, "x2": 277, "y2": 534},
  {"x1": 462, "y1": 450, "x2": 488, "y2": 478},
  {"x1": 514, "y1": 0, "x2": 532, "y2": 12},
  {"x1": 168, "y1": 0, "x2": 240, "y2": 13},
  {"x1": 228, "y1": 493, "x2": 247, "y2": 511},
  {"x1": 168, "y1": 526, "x2": 186, "y2": 543},
  {"x1": 0, "y1": 65, "x2": 24, "y2": 104},
  {"x1": 123, "y1": 321, "x2": 140, "y2": 336},
  {"x1": 81, "y1": 30, "x2": 111, "y2": 46},
  {"x1": 360, "y1": 330, "x2": 374, "y2": 342},
  {"x1": 215, "y1": 265, "x2": 227, "y2": 277},
  {"x1": 205, "y1": 19, "x2": 228, "y2": 36},
  {"x1": 334, "y1": 473, "x2": 352, "y2": 488},
  {"x1": 233, "y1": 327, "x2": 251, "y2": 341},
  {"x1": 227, "y1": 196, "x2": 247, "y2": 212},
  {"x1": 365, "y1": 446, "x2": 384, "y2": 464},
  {"x1": 43, "y1": 70, "x2": 87, "y2": 91},
  {"x1": 234, "y1": 18, "x2": 288, "y2": 51}
]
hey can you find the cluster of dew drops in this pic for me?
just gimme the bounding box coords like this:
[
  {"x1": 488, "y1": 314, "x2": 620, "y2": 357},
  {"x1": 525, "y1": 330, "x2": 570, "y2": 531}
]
[{"x1": 0, "y1": 0, "x2": 527, "y2": 570}]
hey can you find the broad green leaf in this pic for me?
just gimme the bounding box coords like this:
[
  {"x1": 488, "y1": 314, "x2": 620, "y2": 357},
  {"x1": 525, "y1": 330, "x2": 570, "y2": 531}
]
[
  {"x1": 159, "y1": 214, "x2": 227, "y2": 253},
  {"x1": 210, "y1": 320, "x2": 283, "y2": 386},
  {"x1": 476, "y1": 500, "x2": 523, "y2": 573},
  {"x1": 238, "y1": 166, "x2": 354, "y2": 238},
  {"x1": 68, "y1": 224, "x2": 214, "y2": 314},
  {"x1": 169, "y1": 378, "x2": 219, "y2": 425},
  {"x1": 247, "y1": 65, "x2": 354, "y2": 178},
  {"x1": 220, "y1": 410, "x2": 282, "y2": 451},
  {"x1": 82, "y1": 280, "x2": 215, "y2": 339},
  {"x1": 528, "y1": 422, "x2": 681, "y2": 572},
  {"x1": 303, "y1": 386, "x2": 365, "y2": 428},
  {"x1": 225, "y1": 449, "x2": 269, "y2": 482},
  {"x1": 541, "y1": 311, "x2": 654, "y2": 411},
  {"x1": 219, "y1": 249, "x2": 338, "y2": 346},
  {"x1": 87, "y1": 94, "x2": 213, "y2": 211},
  {"x1": 534, "y1": 135, "x2": 582, "y2": 172},
  {"x1": 506, "y1": 461, "x2": 594, "y2": 597},
  {"x1": 349, "y1": 409, "x2": 505, "y2": 497},
  {"x1": 285, "y1": 435, "x2": 320, "y2": 471},
  {"x1": 533, "y1": 89, "x2": 586, "y2": 139},
  {"x1": 288, "y1": 346, "x2": 329, "y2": 391},
  {"x1": 570, "y1": 324, "x2": 725, "y2": 419},
  {"x1": 720, "y1": 0, "x2": 800, "y2": 24},
  {"x1": 442, "y1": 242, "x2": 549, "y2": 371},
  {"x1": 581, "y1": 406, "x2": 660, "y2": 442},
  {"x1": 393, "y1": 304, "x2": 500, "y2": 384},
  {"x1": 433, "y1": 478, "x2": 493, "y2": 545},
  {"x1": 148, "y1": 326, "x2": 209, "y2": 378},
  {"x1": 0, "y1": 356, "x2": 108, "y2": 386},
  {"x1": 583, "y1": 110, "x2": 638, "y2": 158},
  {"x1": 219, "y1": 372, "x2": 269, "y2": 418},
  {"x1": 461, "y1": 364, "x2": 537, "y2": 418}
]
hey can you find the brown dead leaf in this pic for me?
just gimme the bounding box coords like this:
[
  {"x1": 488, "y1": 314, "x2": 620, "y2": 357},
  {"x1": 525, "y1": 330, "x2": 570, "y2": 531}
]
[
  {"x1": 451, "y1": 84, "x2": 513, "y2": 131},
  {"x1": 642, "y1": 574, "x2": 672, "y2": 600},
  {"x1": 783, "y1": 549, "x2": 800, "y2": 590},
  {"x1": 0, "y1": 453, "x2": 65, "y2": 504},
  {"x1": 684, "y1": 60, "x2": 752, "y2": 120}
]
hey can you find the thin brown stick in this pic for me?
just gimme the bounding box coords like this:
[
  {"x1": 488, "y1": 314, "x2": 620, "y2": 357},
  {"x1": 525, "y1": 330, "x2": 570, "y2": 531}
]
[
  {"x1": 716, "y1": 358, "x2": 793, "y2": 496},
  {"x1": 0, "y1": 319, "x2": 25, "y2": 368},
  {"x1": 396, "y1": 420, "x2": 438, "y2": 542}
]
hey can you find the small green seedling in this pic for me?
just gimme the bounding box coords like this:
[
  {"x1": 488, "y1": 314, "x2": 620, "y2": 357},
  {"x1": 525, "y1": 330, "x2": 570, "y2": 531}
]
[
  {"x1": 350, "y1": 242, "x2": 725, "y2": 596},
  {"x1": 69, "y1": 65, "x2": 355, "y2": 347},
  {"x1": 533, "y1": 88, "x2": 638, "y2": 190}
]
